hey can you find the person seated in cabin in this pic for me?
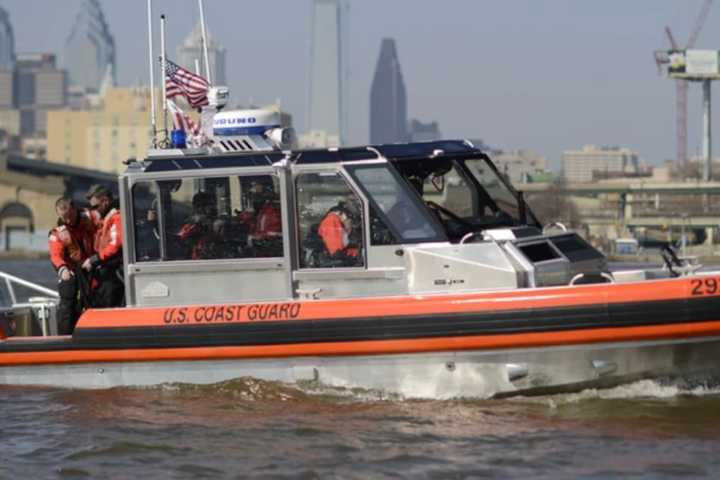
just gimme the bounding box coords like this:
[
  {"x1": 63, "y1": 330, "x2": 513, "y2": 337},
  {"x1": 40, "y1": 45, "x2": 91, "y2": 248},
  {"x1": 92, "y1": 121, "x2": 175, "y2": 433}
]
[
  {"x1": 177, "y1": 191, "x2": 224, "y2": 260},
  {"x1": 246, "y1": 179, "x2": 282, "y2": 257},
  {"x1": 135, "y1": 199, "x2": 160, "y2": 261},
  {"x1": 316, "y1": 200, "x2": 362, "y2": 267}
]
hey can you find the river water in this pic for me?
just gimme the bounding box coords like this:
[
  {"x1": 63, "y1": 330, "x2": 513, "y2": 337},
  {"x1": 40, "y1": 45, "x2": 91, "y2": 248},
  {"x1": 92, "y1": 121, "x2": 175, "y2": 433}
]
[{"x1": 2, "y1": 260, "x2": 720, "y2": 478}]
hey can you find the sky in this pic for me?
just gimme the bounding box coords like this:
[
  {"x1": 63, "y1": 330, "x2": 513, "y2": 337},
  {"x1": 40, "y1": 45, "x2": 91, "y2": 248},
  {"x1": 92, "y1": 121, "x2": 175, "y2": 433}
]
[{"x1": 3, "y1": 0, "x2": 720, "y2": 169}]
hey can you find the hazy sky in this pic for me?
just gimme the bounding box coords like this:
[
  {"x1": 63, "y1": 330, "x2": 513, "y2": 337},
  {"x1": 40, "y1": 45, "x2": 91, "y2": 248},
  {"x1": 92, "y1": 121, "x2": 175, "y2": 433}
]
[{"x1": 3, "y1": 0, "x2": 720, "y2": 168}]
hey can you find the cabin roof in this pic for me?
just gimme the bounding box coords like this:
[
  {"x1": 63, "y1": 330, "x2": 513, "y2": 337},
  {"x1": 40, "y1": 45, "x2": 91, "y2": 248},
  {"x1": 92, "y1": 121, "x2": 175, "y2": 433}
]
[{"x1": 134, "y1": 140, "x2": 481, "y2": 174}]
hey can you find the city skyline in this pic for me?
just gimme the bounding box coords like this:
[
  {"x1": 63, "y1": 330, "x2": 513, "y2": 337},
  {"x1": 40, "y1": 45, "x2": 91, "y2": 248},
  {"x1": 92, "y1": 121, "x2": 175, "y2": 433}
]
[{"x1": 3, "y1": 0, "x2": 720, "y2": 168}]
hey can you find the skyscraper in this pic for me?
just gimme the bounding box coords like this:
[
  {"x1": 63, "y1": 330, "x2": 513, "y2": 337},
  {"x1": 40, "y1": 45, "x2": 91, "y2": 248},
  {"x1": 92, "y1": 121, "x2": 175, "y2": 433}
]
[
  {"x1": 176, "y1": 22, "x2": 227, "y2": 86},
  {"x1": 15, "y1": 54, "x2": 66, "y2": 136},
  {"x1": 370, "y1": 38, "x2": 407, "y2": 145},
  {"x1": 63, "y1": 0, "x2": 116, "y2": 93},
  {"x1": 0, "y1": 5, "x2": 14, "y2": 70},
  {"x1": 306, "y1": 0, "x2": 347, "y2": 147}
]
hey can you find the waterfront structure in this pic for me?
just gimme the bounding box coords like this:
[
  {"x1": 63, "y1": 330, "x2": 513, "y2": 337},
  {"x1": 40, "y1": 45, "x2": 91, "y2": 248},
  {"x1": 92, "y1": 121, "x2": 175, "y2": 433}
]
[
  {"x1": 0, "y1": 6, "x2": 14, "y2": 70},
  {"x1": 0, "y1": 150, "x2": 115, "y2": 251},
  {"x1": 46, "y1": 87, "x2": 159, "y2": 173},
  {"x1": 408, "y1": 119, "x2": 441, "y2": 143},
  {"x1": 563, "y1": 145, "x2": 639, "y2": 183},
  {"x1": 307, "y1": 0, "x2": 347, "y2": 146},
  {"x1": 14, "y1": 54, "x2": 66, "y2": 138},
  {"x1": 370, "y1": 38, "x2": 407, "y2": 144},
  {"x1": 63, "y1": 0, "x2": 116, "y2": 94},
  {"x1": 176, "y1": 22, "x2": 227, "y2": 86},
  {"x1": 493, "y1": 149, "x2": 551, "y2": 184}
]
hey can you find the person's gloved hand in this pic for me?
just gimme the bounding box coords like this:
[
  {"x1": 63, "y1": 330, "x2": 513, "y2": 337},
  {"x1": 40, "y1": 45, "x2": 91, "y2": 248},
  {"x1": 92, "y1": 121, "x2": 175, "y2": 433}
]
[
  {"x1": 81, "y1": 254, "x2": 100, "y2": 271},
  {"x1": 58, "y1": 266, "x2": 74, "y2": 281}
]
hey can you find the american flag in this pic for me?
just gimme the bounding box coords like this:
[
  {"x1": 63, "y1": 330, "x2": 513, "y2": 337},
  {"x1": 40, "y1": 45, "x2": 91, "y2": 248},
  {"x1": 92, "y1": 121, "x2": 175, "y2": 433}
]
[
  {"x1": 164, "y1": 58, "x2": 209, "y2": 108},
  {"x1": 167, "y1": 99, "x2": 206, "y2": 146}
]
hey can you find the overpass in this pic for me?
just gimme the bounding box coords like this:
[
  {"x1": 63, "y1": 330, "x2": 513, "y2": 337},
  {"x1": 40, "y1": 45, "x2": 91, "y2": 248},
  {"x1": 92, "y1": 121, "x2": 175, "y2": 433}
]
[
  {"x1": 0, "y1": 153, "x2": 117, "y2": 251},
  {"x1": 519, "y1": 180, "x2": 720, "y2": 244},
  {"x1": 519, "y1": 180, "x2": 720, "y2": 195}
]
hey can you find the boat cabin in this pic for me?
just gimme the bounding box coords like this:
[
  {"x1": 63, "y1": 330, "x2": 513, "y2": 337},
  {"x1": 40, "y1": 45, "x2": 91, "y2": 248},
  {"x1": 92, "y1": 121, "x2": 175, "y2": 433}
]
[{"x1": 120, "y1": 140, "x2": 607, "y2": 307}]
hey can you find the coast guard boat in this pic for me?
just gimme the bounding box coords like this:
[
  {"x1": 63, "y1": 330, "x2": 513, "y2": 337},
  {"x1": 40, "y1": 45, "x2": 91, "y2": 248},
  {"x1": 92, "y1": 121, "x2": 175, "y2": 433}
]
[{"x1": 1, "y1": 110, "x2": 720, "y2": 398}]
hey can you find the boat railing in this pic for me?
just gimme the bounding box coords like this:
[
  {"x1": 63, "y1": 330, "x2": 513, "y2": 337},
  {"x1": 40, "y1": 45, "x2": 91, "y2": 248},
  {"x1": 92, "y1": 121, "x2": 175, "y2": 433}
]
[{"x1": 0, "y1": 271, "x2": 58, "y2": 337}]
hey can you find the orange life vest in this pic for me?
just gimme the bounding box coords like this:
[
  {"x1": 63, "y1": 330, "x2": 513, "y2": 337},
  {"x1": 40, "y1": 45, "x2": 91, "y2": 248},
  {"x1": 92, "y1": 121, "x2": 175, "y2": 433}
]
[
  {"x1": 48, "y1": 210, "x2": 97, "y2": 271},
  {"x1": 94, "y1": 208, "x2": 123, "y2": 262}
]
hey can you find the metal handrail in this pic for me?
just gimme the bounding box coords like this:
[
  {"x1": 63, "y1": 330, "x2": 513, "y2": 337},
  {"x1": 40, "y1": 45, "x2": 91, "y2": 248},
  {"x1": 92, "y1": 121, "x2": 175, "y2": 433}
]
[
  {"x1": 1, "y1": 271, "x2": 58, "y2": 337},
  {"x1": 542, "y1": 222, "x2": 567, "y2": 235},
  {"x1": 569, "y1": 272, "x2": 615, "y2": 286},
  {"x1": 1, "y1": 270, "x2": 59, "y2": 305}
]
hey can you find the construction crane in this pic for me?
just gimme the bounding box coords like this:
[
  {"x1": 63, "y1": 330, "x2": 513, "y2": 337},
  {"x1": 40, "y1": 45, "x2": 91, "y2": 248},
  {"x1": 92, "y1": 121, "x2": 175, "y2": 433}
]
[{"x1": 655, "y1": 0, "x2": 713, "y2": 168}]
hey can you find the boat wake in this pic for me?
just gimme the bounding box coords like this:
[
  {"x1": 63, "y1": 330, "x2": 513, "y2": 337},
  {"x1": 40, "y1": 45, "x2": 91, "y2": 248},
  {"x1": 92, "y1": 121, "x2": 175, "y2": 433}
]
[
  {"x1": 145, "y1": 377, "x2": 405, "y2": 403},
  {"x1": 131, "y1": 374, "x2": 720, "y2": 405},
  {"x1": 515, "y1": 377, "x2": 720, "y2": 408}
]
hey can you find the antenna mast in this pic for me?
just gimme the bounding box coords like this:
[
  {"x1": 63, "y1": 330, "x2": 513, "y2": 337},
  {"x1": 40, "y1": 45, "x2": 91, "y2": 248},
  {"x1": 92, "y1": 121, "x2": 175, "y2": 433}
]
[
  {"x1": 147, "y1": 0, "x2": 157, "y2": 147},
  {"x1": 160, "y1": 14, "x2": 168, "y2": 144}
]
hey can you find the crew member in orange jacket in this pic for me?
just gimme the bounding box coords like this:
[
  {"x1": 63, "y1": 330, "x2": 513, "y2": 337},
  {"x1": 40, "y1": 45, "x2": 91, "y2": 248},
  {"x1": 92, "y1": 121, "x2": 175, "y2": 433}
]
[
  {"x1": 318, "y1": 202, "x2": 360, "y2": 262},
  {"x1": 48, "y1": 197, "x2": 97, "y2": 334},
  {"x1": 249, "y1": 180, "x2": 281, "y2": 242},
  {"x1": 253, "y1": 201, "x2": 281, "y2": 240},
  {"x1": 82, "y1": 185, "x2": 124, "y2": 308}
]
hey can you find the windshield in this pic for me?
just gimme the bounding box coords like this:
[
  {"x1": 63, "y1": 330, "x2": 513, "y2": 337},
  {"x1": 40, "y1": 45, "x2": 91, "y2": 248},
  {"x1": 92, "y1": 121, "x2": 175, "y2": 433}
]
[
  {"x1": 391, "y1": 155, "x2": 537, "y2": 241},
  {"x1": 462, "y1": 157, "x2": 523, "y2": 223},
  {"x1": 346, "y1": 164, "x2": 446, "y2": 243}
]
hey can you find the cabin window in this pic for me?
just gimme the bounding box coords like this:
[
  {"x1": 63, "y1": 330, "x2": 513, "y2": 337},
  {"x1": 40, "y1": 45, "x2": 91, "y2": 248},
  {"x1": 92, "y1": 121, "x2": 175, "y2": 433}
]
[
  {"x1": 347, "y1": 164, "x2": 445, "y2": 243},
  {"x1": 295, "y1": 172, "x2": 365, "y2": 268},
  {"x1": 420, "y1": 162, "x2": 476, "y2": 218},
  {"x1": 463, "y1": 158, "x2": 521, "y2": 223},
  {"x1": 131, "y1": 182, "x2": 161, "y2": 261},
  {"x1": 131, "y1": 175, "x2": 283, "y2": 262}
]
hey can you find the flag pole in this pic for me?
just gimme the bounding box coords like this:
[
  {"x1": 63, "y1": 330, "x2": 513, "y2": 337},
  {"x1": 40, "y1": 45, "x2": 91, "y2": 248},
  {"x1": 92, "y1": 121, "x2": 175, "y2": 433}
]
[
  {"x1": 160, "y1": 14, "x2": 168, "y2": 146},
  {"x1": 146, "y1": 0, "x2": 157, "y2": 148},
  {"x1": 198, "y1": 0, "x2": 212, "y2": 85}
]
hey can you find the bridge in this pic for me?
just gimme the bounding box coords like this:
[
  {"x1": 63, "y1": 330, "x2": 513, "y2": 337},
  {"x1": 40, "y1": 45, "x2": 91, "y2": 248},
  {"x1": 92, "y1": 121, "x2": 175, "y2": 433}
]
[
  {"x1": 0, "y1": 152, "x2": 117, "y2": 252},
  {"x1": 519, "y1": 180, "x2": 720, "y2": 195},
  {"x1": 520, "y1": 179, "x2": 720, "y2": 243}
]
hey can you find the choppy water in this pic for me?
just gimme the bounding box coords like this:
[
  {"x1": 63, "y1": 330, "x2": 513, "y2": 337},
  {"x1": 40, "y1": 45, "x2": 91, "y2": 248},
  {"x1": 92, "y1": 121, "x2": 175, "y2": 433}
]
[
  {"x1": 2, "y1": 380, "x2": 720, "y2": 478},
  {"x1": 2, "y1": 260, "x2": 720, "y2": 478}
]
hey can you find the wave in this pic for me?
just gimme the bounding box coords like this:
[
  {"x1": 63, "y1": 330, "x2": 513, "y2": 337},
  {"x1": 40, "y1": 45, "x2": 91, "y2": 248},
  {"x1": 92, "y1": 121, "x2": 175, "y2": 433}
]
[
  {"x1": 118, "y1": 374, "x2": 720, "y2": 405},
  {"x1": 515, "y1": 378, "x2": 720, "y2": 408}
]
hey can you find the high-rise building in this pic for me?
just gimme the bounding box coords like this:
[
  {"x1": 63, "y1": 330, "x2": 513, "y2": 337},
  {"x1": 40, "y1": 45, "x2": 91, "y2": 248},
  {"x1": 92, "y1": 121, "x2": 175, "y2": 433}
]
[
  {"x1": 492, "y1": 149, "x2": 550, "y2": 184},
  {"x1": 0, "y1": 70, "x2": 13, "y2": 109},
  {"x1": 306, "y1": 0, "x2": 347, "y2": 147},
  {"x1": 370, "y1": 38, "x2": 407, "y2": 145},
  {"x1": 0, "y1": 4, "x2": 15, "y2": 137},
  {"x1": 0, "y1": 6, "x2": 15, "y2": 70},
  {"x1": 563, "y1": 145, "x2": 639, "y2": 183},
  {"x1": 47, "y1": 87, "x2": 160, "y2": 173},
  {"x1": 14, "y1": 54, "x2": 66, "y2": 137},
  {"x1": 176, "y1": 22, "x2": 227, "y2": 86},
  {"x1": 408, "y1": 119, "x2": 441, "y2": 143},
  {"x1": 63, "y1": 0, "x2": 116, "y2": 93}
]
